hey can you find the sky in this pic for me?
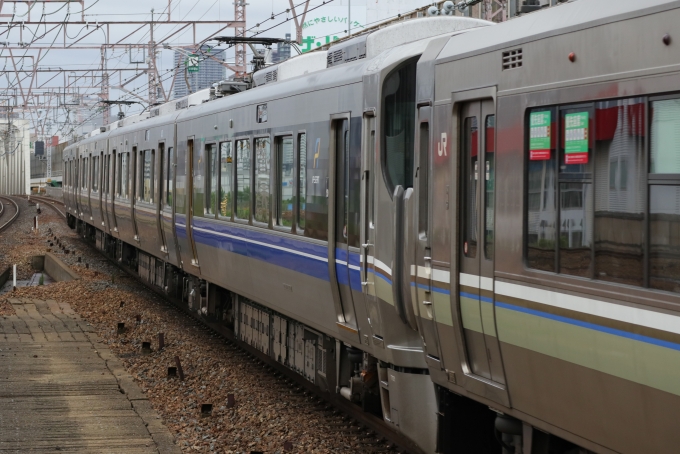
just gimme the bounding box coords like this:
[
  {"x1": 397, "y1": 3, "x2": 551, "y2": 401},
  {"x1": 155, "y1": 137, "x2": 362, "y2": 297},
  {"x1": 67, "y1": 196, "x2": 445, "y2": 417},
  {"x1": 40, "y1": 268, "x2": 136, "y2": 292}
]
[{"x1": 0, "y1": 0, "x2": 430, "y2": 136}]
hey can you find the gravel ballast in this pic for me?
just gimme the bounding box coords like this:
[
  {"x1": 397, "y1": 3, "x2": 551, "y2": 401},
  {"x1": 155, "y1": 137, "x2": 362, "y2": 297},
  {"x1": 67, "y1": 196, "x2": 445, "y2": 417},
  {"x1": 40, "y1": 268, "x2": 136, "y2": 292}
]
[{"x1": 0, "y1": 201, "x2": 393, "y2": 454}]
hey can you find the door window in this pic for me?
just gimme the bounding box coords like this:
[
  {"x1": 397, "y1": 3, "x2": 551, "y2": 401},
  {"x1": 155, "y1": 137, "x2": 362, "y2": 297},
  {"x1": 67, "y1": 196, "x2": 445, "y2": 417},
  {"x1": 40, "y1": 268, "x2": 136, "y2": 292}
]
[
  {"x1": 236, "y1": 139, "x2": 251, "y2": 220},
  {"x1": 219, "y1": 142, "x2": 233, "y2": 218},
  {"x1": 254, "y1": 137, "x2": 270, "y2": 224},
  {"x1": 206, "y1": 144, "x2": 218, "y2": 216},
  {"x1": 462, "y1": 116, "x2": 478, "y2": 258},
  {"x1": 298, "y1": 133, "x2": 307, "y2": 230},
  {"x1": 166, "y1": 147, "x2": 174, "y2": 208},
  {"x1": 484, "y1": 115, "x2": 496, "y2": 260},
  {"x1": 277, "y1": 136, "x2": 294, "y2": 227}
]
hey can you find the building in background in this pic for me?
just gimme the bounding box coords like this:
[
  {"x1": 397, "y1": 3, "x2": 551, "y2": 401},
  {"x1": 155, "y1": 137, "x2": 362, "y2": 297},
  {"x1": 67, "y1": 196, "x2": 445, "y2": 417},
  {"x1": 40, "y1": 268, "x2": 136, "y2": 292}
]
[
  {"x1": 174, "y1": 45, "x2": 226, "y2": 99},
  {"x1": 30, "y1": 135, "x2": 64, "y2": 192},
  {"x1": 271, "y1": 33, "x2": 292, "y2": 63},
  {"x1": 0, "y1": 118, "x2": 30, "y2": 195}
]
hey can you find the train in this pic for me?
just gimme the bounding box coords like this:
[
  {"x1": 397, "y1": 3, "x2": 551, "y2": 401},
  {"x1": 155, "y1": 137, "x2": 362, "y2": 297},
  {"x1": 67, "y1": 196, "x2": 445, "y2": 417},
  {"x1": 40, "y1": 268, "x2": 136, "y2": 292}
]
[{"x1": 62, "y1": 1, "x2": 680, "y2": 452}]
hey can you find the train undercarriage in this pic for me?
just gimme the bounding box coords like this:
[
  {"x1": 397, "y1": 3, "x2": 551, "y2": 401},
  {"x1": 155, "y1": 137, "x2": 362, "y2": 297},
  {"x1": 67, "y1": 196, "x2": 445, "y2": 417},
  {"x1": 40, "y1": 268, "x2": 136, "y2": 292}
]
[{"x1": 70, "y1": 214, "x2": 594, "y2": 454}]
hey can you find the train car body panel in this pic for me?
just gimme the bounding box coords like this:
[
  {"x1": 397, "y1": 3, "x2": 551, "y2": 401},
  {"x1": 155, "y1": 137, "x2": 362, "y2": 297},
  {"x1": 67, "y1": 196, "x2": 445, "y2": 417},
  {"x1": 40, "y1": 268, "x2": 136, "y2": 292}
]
[{"x1": 419, "y1": 0, "x2": 680, "y2": 452}]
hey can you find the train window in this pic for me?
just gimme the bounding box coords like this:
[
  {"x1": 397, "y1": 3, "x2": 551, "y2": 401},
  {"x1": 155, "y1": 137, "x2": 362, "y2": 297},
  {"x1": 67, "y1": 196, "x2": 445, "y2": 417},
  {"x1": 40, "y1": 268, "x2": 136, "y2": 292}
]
[
  {"x1": 158, "y1": 144, "x2": 164, "y2": 205},
  {"x1": 136, "y1": 149, "x2": 143, "y2": 200},
  {"x1": 382, "y1": 56, "x2": 417, "y2": 196},
  {"x1": 205, "y1": 144, "x2": 218, "y2": 216},
  {"x1": 111, "y1": 152, "x2": 117, "y2": 195},
  {"x1": 257, "y1": 104, "x2": 267, "y2": 123},
  {"x1": 116, "y1": 153, "x2": 125, "y2": 197},
  {"x1": 235, "y1": 139, "x2": 251, "y2": 220},
  {"x1": 143, "y1": 149, "x2": 153, "y2": 203},
  {"x1": 298, "y1": 133, "x2": 307, "y2": 231},
  {"x1": 594, "y1": 98, "x2": 644, "y2": 286},
  {"x1": 121, "y1": 153, "x2": 128, "y2": 199},
  {"x1": 192, "y1": 140, "x2": 205, "y2": 218},
  {"x1": 102, "y1": 155, "x2": 107, "y2": 194},
  {"x1": 176, "y1": 145, "x2": 186, "y2": 216},
  {"x1": 85, "y1": 157, "x2": 90, "y2": 190},
  {"x1": 526, "y1": 107, "x2": 558, "y2": 272},
  {"x1": 418, "y1": 123, "x2": 429, "y2": 236},
  {"x1": 462, "y1": 116, "x2": 478, "y2": 258},
  {"x1": 484, "y1": 115, "x2": 495, "y2": 260},
  {"x1": 650, "y1": 98, "x2": 680, "y2": 174},
  {"x1": 150, "y1": 150, "x2": 155, "y2": 203},
  {"x1": 166, "y1": 147, "x2": 174, "y2": 207},
  {"x1": 649, "y1": 98, "x2": 680, "y2": 291},
  {"x1": 92, "y1": 156, "x2": 99, "y2": 191},
  {"x1": 347, "y1": 127, "x2": 361, "y2": 248},
  {"x1": 219, "y1": 142, "x2": 233, "y2": 218},
  {"x1": 254, "y1": 137, "x2": 270, "y2": 224},
  {"x1": 525, "y1": 97, "x2": 680, "y2": 291},
  {"x1": 558, "y1": 107, "x2": 594, "y2": 278},
  {"x1": 276, "y1": 135, "x2": 294, "y2": 228},
  {"x1": 650, "y1": 185, "x2": 680, "y2": 291}
]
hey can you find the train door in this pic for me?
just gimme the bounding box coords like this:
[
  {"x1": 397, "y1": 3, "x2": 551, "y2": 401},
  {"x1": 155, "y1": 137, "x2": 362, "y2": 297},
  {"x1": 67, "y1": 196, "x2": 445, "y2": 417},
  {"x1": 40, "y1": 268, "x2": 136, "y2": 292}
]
[
  {"x1": 157, "y1": 142, "x2": 168, "y2": 254},
  {"x1": 329, "y1": 116, "x2": 360, "y2": 338},
  {"x1": 103, "y1": 150, "x2": 110, "y2": 230},
  {"x1": 360, "y1": 113, "x2": 383, "y2": 341},
  {"x1": 98, "y1": 150, "x2": 104, "y2": 227},
  {"x1": 413, "y1": 105, "x2": 442, "y2": 364},
  {"x1": 109, "y1": 150, "x2": 118, "y2": 233},
  {"x1": 458, "y1": 100, "x2": 508, "y2": 396},
  {"x1": 187, "y1": 137, "x2": 201, "y2": 269},
  {"x1": 161, "y1": 143, "x2": 180, "y2": 266},
  {"x1": 131, "y1": 146, "x2": 140, "y2": 241}
]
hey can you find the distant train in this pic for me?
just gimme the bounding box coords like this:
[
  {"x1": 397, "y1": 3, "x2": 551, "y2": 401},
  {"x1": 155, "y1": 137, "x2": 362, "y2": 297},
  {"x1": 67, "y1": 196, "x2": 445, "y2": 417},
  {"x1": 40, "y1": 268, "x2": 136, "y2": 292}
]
[{"x1": 63, "y1": 1, "x2": 680, "y2": 452}]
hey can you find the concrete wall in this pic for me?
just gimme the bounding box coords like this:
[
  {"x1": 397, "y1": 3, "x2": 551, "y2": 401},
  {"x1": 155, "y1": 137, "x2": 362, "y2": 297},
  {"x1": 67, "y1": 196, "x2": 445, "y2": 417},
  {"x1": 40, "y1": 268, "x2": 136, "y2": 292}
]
[
  {"x1": 44, "y1": 186, "x2": 63, "y2": 201},
  {"x1": 44, "y1": 253, "x2": 80, "y2": 282}
]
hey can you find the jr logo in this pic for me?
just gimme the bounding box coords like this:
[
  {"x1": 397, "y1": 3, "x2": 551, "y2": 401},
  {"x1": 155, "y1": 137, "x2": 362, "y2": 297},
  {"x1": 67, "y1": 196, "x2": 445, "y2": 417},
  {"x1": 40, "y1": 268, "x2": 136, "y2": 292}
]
[{"x1": 438, "y1": 132, "x2": 447, "y2": 157}]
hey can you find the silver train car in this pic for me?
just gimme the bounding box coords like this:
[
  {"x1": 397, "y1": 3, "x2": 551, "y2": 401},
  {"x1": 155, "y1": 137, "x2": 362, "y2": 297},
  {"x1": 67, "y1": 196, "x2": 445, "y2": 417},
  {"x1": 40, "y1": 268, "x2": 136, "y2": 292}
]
[{"x1": 63, "y1": 1, "x2": 680, "y2": 452}]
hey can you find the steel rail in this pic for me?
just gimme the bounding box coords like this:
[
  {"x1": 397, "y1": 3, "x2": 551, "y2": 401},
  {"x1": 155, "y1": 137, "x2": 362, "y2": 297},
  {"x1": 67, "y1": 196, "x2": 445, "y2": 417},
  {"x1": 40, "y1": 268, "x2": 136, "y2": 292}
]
[
  {"x1": 0, "y1": 196, "x2": 20, "y2": 232},
  {"x1": 29, "y1": 195, "x2": 66, "y2": 219}
]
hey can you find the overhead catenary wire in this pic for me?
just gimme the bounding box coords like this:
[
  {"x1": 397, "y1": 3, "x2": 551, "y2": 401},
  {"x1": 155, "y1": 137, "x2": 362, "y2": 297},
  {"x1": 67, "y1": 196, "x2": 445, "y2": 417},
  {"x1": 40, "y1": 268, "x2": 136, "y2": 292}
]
[
  {"x1": 69, "y1": 0, "x2": 338, "y2": 120},
  {"x1": 7, "y1": 0, "x2": 340, "y2": 137}
]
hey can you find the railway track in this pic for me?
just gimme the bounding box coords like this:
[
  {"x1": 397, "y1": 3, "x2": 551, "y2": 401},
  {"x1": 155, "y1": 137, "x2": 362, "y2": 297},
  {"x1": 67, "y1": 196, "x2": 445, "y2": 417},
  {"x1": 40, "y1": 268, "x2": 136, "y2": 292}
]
[
  {"x1": 0, "y1": 196, "x2": 20, "y2": 233},
  {"x1": 28, "y1": 195, "x2": 66, "y2": 219},
  {"x1": 42, "y1": 206, "x2": 423, "y2": 454}
]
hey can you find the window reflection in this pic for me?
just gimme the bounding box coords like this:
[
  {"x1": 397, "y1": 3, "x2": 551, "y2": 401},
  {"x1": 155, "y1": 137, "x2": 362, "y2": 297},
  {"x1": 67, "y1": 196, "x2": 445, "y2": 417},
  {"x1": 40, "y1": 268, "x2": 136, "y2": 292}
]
[
  {"x1": 463, "y1": 116, "x2": 478, "y2": 258},
  {"x1": 255, "y1": 137, "x2": 271, "y2": 223},
  {"x1": 526, "y1": 107, "x2": 557, "y2": 272},
  {"x1": 593, "y1": 99, "x2": 645, "y2": 286},
  {"x1": 650, "y1": 185, "x2": 680, "y2": 292}
]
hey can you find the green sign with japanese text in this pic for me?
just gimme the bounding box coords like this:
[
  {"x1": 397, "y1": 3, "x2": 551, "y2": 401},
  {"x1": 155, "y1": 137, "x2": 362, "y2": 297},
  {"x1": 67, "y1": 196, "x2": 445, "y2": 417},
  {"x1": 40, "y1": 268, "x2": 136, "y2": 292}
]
[
  {"x1": 564, "y1": 112, "x2": 589, "y2": 164},
  {"x1": 529, "y1": 111, "x2": 551, "y2": 160}
]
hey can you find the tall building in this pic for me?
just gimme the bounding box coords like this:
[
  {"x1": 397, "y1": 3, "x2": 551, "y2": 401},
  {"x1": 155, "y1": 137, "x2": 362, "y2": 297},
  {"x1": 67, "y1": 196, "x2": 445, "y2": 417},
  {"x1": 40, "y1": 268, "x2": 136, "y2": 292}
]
[
  {"x1": 271, "y1": 33, "x2": 292, "y2": 64},
  {"x1": 174, "y1": 45, "x2": 226, "y2": 99}
]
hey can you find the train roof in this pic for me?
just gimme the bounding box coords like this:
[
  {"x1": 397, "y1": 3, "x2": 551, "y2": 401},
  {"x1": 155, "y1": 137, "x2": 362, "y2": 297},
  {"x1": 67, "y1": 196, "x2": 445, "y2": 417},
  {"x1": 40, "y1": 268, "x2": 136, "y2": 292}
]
[
  {"x1": 436, "y1": 0, "x2": 679, "y2": 64},
  {"x1": 66, "y1": 16, "x2": 492, "y2": 145}
]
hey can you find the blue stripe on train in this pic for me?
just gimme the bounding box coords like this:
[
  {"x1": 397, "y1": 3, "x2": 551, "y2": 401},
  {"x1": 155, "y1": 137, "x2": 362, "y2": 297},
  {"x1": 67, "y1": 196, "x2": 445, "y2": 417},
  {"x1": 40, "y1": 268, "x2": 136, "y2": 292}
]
[{"x1": 174, "y1": 216, "x2": 363, "y2": 291}]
